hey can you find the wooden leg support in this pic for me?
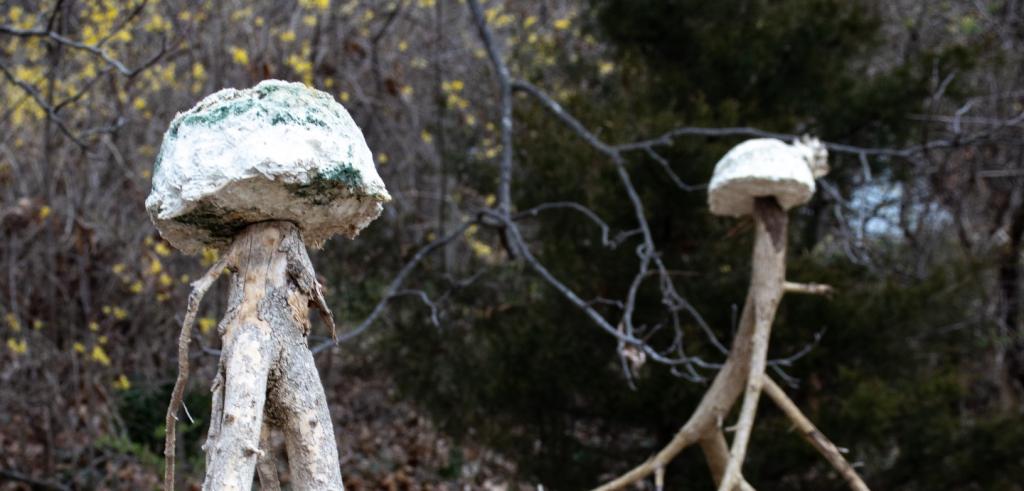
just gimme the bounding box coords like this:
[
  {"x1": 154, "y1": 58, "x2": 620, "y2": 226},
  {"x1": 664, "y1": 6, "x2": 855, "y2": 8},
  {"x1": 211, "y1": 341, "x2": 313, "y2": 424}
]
[{"x1": 167, "y1": 221, "x2": 345, "y2": 490}]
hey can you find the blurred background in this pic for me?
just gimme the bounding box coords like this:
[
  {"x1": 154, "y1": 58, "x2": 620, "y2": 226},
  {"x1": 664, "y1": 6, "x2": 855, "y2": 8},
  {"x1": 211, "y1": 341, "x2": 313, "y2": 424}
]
[{"x1": 1, "y1": 0, "x2": 1023, "y2": 489}]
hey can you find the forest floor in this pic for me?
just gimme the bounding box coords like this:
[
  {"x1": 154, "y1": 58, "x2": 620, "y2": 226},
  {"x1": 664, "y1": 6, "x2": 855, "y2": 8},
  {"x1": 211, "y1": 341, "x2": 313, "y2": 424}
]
[{"x1": 0, "y1": 351, "x2": 522, "y2": 491}]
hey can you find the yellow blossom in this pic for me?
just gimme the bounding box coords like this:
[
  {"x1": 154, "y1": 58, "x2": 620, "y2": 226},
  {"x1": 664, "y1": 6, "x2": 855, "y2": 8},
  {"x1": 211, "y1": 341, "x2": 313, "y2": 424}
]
[
  {"x1": 229, "y1": 46, "x2": 249, "y2": 65},
  {"x1": 38, "y1": 205, "x2": 51, "y2": 219},
  {"x1": 112, "y1": 30, "x2": 132, "y2": 43},
  {"x1": 464, "y1": 114, "x2": 477, "y2": 126},
  {"x1": 302, "y1": 14, "x2": 317, "y2": 27},
  {"x1": 554, "y1": 18, "x2": 571, "y2": 30},
  {"x1": 89, "y1": 321, "x2": 100, "y2": 332},
  {"x1": 113, "y1": 374, "x2": 131, "y2": 391},
  {"x1": 129, "y1": 281, "x2": 143, "y2": 294},
  {"x1": 201, "y1": 247, "x2": 219, "y2": 267},
  {"x1": 421, "y1": 129, "x2": 433, "y2": 144},
  {"x1": 73, "y1": 342, "x2": 86, "y2": 353},
  {"x1": 98, "y1": 335, "x2": 108, "y2": 345},
  {"x1": 133, "y1": 97, "x2": 147, "y2": 111},
  {"x1": 5, "y1": 313, "x2": 21, "y2": 332},
  {"x1": 159, "y1": 273, "x2": 173, "y2": 287},
  {"x1": 469, "y1": 239, "x2": 493, "y2": 258},
  {"x1": 144, "y1": 13, "x2": 171, "y2": 32},
  {"x1": 279, "y1": 30, "x2": 296, "y2": 43},
  {"x1": 524, "y1": 15, "x2": 537, "y2": 28},
  {"x1": 418, "y1": 0, "x2": 436, "y2": 7},
  {"x1": 149, "y1": 258, "x2": 163, "y2": 275},
  {"x1": 156, "y1": 293, "x2": 170, "y2": 302},
  {"x1": 363, "y1": 10, "x2": 375, "y2": 21},
  {"x1": 401, "y1": 85, "x2": 414, "y2": 97},
  {"x1": 7, "y1": 338, "x2": 27, "y2": 355},
  {"x1": 112, "y1": 263, "x2": 126, "y2": 274},
  {"x1": 102, "y1": 305, "x2": 112, "y2": 315},
  {"x1": 154, "y1": 242, "x2": 171, "y2": 256},
  {"x1": 112, "y1": 307, "x2": 127, "y2": 320},
  {"x1": 484, "y1": 194, "x2": 496, "y2": 206},
  {"x1": 300, "y1": 0, "x2": 330, "y2": 10},
  {"x1": 180, "y1": 274, "x2": 190, "y2": 284},
  {"x1": 198, "y1": 317, "x2": 217, "y2": 334},
  {"x1": 599, "y1": 61, "x2": 615, "y2": 76},
  {"x1": 339, "y1": 91, "x2": 350, "y2": 102},
  {"x1": 32, "y1": 320, "x2": 43, "y2": 330},
  {"x1": 91, "y1": 345, "x2": 111, "y2": 366},
  {"x1": 377, "y1": 152, "x2": 389, "y2": 164},
  {"x1": 192, "y1": 62, "x2": 207, "y2": 80},
  {"x1": 398, "y1": 40, "x2": 408, "y2": 52}
]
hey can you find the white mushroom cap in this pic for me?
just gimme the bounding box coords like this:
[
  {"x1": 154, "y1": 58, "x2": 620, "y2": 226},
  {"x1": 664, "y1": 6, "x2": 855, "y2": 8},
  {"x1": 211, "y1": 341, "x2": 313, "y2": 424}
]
[
  {"x1": 707, "y1": 135, "x2": 828, "y2": 217},
  {"x1": 145, "y1": 80, "x2": 391, "y2": 254}
]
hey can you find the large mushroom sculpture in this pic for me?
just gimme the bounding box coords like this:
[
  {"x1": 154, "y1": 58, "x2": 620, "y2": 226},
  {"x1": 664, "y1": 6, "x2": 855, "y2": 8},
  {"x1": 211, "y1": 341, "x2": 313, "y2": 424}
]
[
  {"x1": 146, "y1": 79, "x2": 390, "y2": 490},
  {"x1": 596, "y1": 137, "x2": 869, "y2": 491}
]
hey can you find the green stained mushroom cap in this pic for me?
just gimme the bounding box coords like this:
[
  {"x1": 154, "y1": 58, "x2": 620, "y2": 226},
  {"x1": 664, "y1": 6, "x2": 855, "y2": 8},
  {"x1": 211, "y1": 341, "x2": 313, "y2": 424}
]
[{"x1": 146, "y1": 80, "x2": 390, "y2": 254}]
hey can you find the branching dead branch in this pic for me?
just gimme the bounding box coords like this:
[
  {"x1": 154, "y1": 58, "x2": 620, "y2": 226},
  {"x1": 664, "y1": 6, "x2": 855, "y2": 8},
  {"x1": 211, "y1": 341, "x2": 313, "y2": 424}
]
[{"x1": 163, "y1": 254, "x2": 231, "y2": 491}]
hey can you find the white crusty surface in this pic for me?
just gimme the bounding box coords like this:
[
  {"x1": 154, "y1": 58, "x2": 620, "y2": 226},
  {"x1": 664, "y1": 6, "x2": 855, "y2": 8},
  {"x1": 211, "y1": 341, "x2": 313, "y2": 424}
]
[
  {"x1": 708, "y1": 137, "x2": 827, "y2": 217},
  {"x1": 146, "y1": 79, "x2": 390, "y2": 254}
]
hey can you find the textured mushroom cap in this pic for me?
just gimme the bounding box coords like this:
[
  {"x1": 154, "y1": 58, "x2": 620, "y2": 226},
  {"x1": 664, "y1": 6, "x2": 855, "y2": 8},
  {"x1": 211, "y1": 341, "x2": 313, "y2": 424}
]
[
  {"x1": 145, "y1": 80, "x2": 391, "y2": 254},
  {"x1": 707, "y1": 136, "x2": 828, "y2": 217}
]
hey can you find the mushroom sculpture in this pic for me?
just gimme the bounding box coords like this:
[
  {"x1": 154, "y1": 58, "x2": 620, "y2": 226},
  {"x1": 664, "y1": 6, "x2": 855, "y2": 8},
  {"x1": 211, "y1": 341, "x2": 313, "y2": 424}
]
[
  {"x1": 707, "y1": 135, "x2": 830, "y2": 491},
  {"x1": 596, "y1": 137, "x2": 869, "y2": 491},
  {"x1": 147, "y1": 80, "x2": 390, "y2": 490}
]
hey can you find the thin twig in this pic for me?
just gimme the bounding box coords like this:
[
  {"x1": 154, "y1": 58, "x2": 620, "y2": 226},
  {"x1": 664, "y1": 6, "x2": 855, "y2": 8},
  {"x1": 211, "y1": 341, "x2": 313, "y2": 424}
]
[
  {"x1": 311, "y1": 220, "x2": 474, "y2": 353},
  {"x1": 784, "y1": 281, "x2": 835, "y2": 296},
  {"x1": 164, "y1": 255, "x2": 231, "y2": 491}
]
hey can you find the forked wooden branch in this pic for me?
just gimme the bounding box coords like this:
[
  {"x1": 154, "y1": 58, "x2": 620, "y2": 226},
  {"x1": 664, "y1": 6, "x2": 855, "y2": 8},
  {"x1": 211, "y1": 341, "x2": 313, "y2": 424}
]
[
  {"x1": 699, "y1": 431, "x2": 756, "y2": 491},
  {"x1": 717, "y1": 198, "x2": 787, "y2": 491},
  {"x1": 164, "y1": 222, "x2": 344, "y2": 490},
  {"x1": 593, "y1": 199, "x2": 786, "y2": 491},
  {"x1": 594, "y1": 198, "x2": 870, "y2": 491}
]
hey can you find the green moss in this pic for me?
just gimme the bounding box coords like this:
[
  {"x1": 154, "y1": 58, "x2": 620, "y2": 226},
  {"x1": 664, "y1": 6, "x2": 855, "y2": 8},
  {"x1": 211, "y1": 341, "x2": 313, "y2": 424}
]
[
  {"x1": 166, "y1": 81, "x2": 341, "y2": 139},
  {"x1": 285, "y1": 165, "x2": 366, "y2": 205},
  {"x1": 172, "y1": 201, "x2": 252, "y2": 240}
]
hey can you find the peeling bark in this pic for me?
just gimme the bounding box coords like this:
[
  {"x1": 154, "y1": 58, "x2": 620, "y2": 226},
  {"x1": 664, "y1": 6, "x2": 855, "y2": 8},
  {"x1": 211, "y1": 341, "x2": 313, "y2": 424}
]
[{"x1": 167, "y1": 221, "x2": 344, "y2": 490}]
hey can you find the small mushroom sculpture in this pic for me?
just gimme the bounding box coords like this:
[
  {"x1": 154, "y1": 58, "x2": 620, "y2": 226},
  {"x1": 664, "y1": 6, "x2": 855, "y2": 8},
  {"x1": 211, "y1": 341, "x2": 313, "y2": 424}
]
[
  {"x1": 595, "y1": 136, "x2": 869, "y2": 491},
  {"x1": 147, "y1": 80, "x2": 390, "y2": 490},
  {"x1": 706, "y1": 135, "x2": 829, "y2": 491}
]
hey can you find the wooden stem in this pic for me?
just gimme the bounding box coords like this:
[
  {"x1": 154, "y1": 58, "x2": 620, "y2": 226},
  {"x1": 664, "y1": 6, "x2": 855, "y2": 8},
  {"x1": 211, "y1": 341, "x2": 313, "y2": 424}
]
[
  {"x1": 718, "y1": 198, "x2": 788, "y2": 491},
  {"x1": 256, "y1": 423, "x2": 282, "y2": 491},
  {"x1": 165, "y1": 221, "x2": 343, "y2": 490},
  {"x1": 699, "y1": 431, "x2": 757, "y2": 491},
  {"x1": 593, "y1": 198, "x2": 788, "y2": 491}
]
